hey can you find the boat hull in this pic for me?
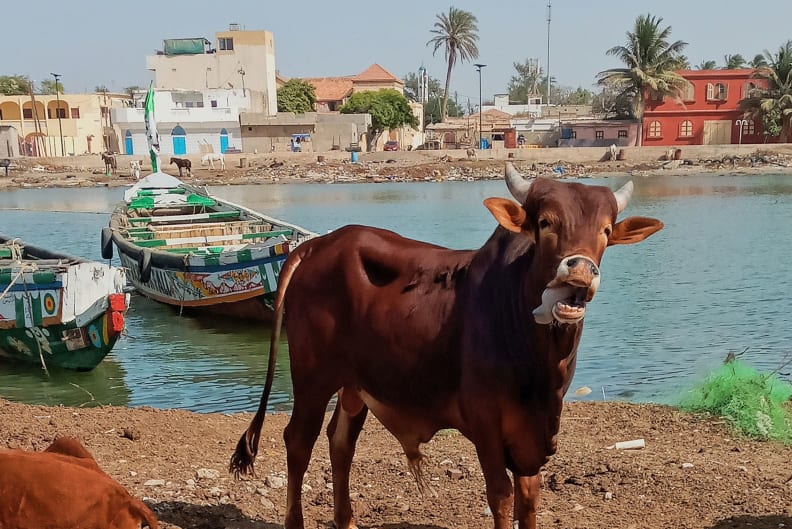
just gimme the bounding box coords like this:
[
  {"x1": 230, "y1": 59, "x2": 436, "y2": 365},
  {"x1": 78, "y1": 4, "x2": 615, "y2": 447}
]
[
  {"x1": 0, "y1": 242, "x2": 128, "y2": 371},
  {"x1": 0, "y1": 310, "x2": 122, "y2": 371},
  {"x1": 107, "y1": 172, "x2": 314, "y2": 321}
]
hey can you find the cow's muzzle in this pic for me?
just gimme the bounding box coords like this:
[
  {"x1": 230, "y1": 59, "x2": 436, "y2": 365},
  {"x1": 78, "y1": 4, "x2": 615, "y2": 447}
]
[{"x1": 533, "y1": 255, "x2": 601, "y2": 325}]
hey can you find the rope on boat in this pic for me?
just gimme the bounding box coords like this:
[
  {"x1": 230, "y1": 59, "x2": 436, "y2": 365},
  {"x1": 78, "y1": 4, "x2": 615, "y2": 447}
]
[{"x1": 0, "y1": 239, "x2": 48, "y2": 374}]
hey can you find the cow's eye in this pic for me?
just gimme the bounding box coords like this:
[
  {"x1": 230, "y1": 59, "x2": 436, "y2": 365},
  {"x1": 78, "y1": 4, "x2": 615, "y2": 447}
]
[
  {"x1": 538, "y1": 218, "x2": 551, "y2": 230},
  {"x1": 604, "y1": 225, "x2": 612, "y2": 237}
]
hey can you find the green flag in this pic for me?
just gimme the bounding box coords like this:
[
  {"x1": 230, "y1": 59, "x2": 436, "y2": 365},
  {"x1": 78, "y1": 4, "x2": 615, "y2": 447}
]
[{"x1": 144, "y1": 82, "x2": 160, "y2": 172}]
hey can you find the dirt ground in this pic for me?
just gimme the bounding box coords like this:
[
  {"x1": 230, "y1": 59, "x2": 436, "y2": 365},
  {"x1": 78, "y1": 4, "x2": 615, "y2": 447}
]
[{"x1": 2, "y1": 398, "x2": 791, "y2": 529}]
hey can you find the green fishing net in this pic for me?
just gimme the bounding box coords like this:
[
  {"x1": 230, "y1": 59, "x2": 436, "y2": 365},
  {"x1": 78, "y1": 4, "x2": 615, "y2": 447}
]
[{"x1": 679, "y1": 359, "x2": 792, "y2": 443}]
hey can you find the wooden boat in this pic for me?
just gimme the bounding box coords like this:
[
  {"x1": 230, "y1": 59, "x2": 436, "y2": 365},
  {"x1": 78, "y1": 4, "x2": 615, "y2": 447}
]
[
  {"x1": 0, "y1": 235, "x2": 128, "y2": 371},
  {"x1": 102, "y1": 172, "x2": 316, "y2": 320}
]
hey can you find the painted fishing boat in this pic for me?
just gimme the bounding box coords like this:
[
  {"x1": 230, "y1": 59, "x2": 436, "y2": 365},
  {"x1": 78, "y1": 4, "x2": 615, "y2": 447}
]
[
  {"x1": 102, "y1": 172, "x2": 316, "y2": 320},
  {"x1": 0, "y1": 235, "x2": 128, "y2": 371}
]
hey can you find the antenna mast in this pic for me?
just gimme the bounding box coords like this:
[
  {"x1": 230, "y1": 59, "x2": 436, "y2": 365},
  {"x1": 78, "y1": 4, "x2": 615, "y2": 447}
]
[{"x1": 546, "y1": 1, "x2": 552, "y2": 106}]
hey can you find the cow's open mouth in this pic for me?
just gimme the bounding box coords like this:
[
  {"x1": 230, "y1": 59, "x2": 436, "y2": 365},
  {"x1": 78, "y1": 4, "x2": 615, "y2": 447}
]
[
  {"x1": 551, "y1": 286, "x2": 588, "y2": 323},
  {"x1": 533, "y1": 285, "x2": 589, "y2": 325}
]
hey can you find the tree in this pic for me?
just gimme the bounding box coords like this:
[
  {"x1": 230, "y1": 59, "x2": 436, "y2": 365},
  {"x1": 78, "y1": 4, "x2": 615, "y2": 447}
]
[
  {"x1": 508, "y1": 58, "x2": 544, "y2": 104},
  {"x1": 0, "y1": 75, "x2": 32, "y2": 95},
  {"x1": 403, "y1": 72, "x2": 462, "y2": 123},
  {"x1": 277, "y1": 79, "x2": 317, "y2": 114},
  {"x1": 427, "y1": 6, "x2": 479, "y2": 122},
  {"x1": 750, "y1": 54, "x2": 769, "y2": 68},
  {"x1": 697, "y1": 60, "x2": 717, "y2": 70},
  {"x1": 94, "y1": 85, "x2": 109, "y2": 93},
  {"x1": 723, "y1": 54, "x2": 746, "y2": 69},
  {"x1": 38, "y1": 79, "x2": 64, "y2": 94},
  {"x1": 339, "y1": 89, "x2": 418, "y2": 151},
  {"x1": 739, "y1": 40, "x2": 792, "y2": 142},
  {"x1": 596, "y1": 14, "x2": 689, "y2": 145}
]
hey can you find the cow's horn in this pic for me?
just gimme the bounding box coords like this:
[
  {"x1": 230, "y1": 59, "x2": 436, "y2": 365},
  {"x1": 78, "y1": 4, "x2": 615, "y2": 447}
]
[
  {"x1": 505, "y1": 162, "x2": 532, "y2": 203},
  {"x1": 614, "y1": 180, "x2": 634, "y2": 213}
]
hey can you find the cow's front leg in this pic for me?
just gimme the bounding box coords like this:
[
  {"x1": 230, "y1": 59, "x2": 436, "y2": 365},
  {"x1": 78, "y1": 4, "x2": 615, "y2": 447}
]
[
  {"x1": 514, "y1": 474, "x2": 541, "y2": 529},
  {"x1": 476, "y1": 447, "x2": 514, "y2": 529}
]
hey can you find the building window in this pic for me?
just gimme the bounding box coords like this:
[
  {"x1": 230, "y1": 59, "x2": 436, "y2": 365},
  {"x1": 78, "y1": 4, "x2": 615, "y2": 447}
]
[
  {"x1": 682, "y1": 82, "x2": 695, "y2": 102},
  {"x1": 48, "y1": 108, "x2": 66, "y2": 119},
  {"x1": 570, "y1": 131, "x2": 577, "y2": 139},
  {"x1": 595, "y1": 130, "x2": 604, "y2": 139},
  {"x1": 211, "y1": 100, "x2": 218, "y2": 108},
  {"x1": 101, "y1": 106, "x2": 109, "y2": 118},
  {"x1": 196, "y1": 101, "x2": 204, "y2": 108},
  {"x1": 680, "y1": 120, "x2": 693, "y2": 137},
  {"x1": 648, "y1": 121, "x2": 662, "y2": 138},
  {"x1": 707, "y1": 82, "x2": 728, "y2": 101},
  {"x1": 742, "y1": 82, "x2": 758, "y2": 98},
  {"x1": 23, "y1": 108, "x2": 32, "y2": 119},
  {"x1": 618, "y1": 129, "x2": 628, "y2": 138},
  {"x1": 185, "y1": 101, "x2": 194, "y2": 108},
  {"x1": 70, "y1": 108, "x2": 80, "y2": 119},
  {"x1": 219, "y1": 37, "x2": 234, "y2": 51},
  {"x1": 742, "y1": 120, "x2": 755, "y2": 135}
]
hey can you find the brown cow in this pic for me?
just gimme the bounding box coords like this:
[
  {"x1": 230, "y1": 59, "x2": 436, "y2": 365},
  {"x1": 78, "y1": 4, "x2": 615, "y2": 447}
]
[
  {"x1": 0, "y1": 437, "x2": 157, "y2": 529},
  {"x1": 230, "y1": 162, "x2": 664, "y2": 529}
]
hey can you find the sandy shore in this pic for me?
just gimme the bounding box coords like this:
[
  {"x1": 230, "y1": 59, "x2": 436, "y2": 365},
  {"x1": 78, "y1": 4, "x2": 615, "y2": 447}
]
[{"x1": 1, "y1": 149, "x2": 791, "y2": 190}]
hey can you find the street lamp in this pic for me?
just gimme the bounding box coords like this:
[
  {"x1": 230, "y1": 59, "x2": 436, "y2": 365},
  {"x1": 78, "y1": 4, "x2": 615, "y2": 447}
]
[
  {"x1": 735, "y1": 119, "x2": 749, "y2": 145},
  {"x1": 50, "y1": 73, "x2": 65, "y2": 156},
  {"x1": 474, "y1": 63, "x2": 486, "y2": 149}
]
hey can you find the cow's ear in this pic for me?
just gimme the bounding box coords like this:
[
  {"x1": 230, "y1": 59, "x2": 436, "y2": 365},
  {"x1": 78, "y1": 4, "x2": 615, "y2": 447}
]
[
  {"x1": 484, "y1": 197, "x2": 526, "y2": 234},
  {"x1": 608, "y1": 216, "x2": 664, "y2": 246}
]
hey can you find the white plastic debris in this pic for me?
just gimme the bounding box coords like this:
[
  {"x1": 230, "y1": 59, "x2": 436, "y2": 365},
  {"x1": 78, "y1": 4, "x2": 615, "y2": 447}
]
[{"x1": 607, "y1": 438, "x2": 646, "y2": 450}]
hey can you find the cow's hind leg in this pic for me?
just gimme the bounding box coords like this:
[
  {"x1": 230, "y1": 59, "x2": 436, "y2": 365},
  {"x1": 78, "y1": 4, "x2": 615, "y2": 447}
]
[
  {"x1": 514, "y1": 474, "x2": 541, "y2": 529},
  {"x1": 284, "y1": 385, "x2": 335, "y2": 529},
  {"x1": 326, "y1": 393, "x2": 368, "y2": 529}
]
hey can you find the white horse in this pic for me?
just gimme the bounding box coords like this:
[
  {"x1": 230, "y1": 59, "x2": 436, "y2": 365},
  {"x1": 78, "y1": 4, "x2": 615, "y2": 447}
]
[{"x1": 201, "y1": 152, "x2": 226, "y2": 170}]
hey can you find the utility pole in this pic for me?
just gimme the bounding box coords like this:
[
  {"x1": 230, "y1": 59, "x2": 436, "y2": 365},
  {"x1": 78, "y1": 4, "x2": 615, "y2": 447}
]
[
  {"x1": 546, "y1": 1, "x2": 552, "y2": 106},
  {"x1": 474, "y1": 63, "x2": 486, "y2": 149},
  {"x1": 51, "y1": 73, "x2": 65, "y2": 156}
]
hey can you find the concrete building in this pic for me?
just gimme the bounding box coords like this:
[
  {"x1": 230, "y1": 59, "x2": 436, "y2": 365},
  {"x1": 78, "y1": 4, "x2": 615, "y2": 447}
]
[
  {"x1": 111, "y1": 89, "x2": 250, "y2": 156},
  {"x1": 643, "y1": 69, "x2": 769, "y2": 146},
  {"x1": 482, "y1": 94, "x2": 543, "y2": 117},
  {"x1": 558, "y1": 119, "x2": 640, "y2": 148},
  {"x1": 240, "y1": 112, "x2": 371, "y2": 153},
  {"x1": 146, "y1": 24, "x2": 277, "y2": 116},
  {"x1": 0, "y1": 92, "x2": 129, "y2": 156}
]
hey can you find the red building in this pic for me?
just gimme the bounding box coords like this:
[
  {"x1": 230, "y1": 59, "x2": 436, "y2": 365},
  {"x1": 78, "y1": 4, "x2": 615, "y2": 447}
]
[{"x1": 642, "y1": 69, "x2": 769, "y2": 146}]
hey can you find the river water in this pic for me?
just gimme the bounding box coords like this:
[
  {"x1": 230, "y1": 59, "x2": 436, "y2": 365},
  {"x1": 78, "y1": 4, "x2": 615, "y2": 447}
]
[{"x1": 1, "y1": 172, "x2": 791, "y2": 413}]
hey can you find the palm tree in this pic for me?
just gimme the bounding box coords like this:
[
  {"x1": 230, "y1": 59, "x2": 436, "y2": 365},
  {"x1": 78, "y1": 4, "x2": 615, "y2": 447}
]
[
  {"x1": 697, "y1": 60, "x2": 717, "y2": 70},
  {"x1": 723, "y1": 54, "x2": 746, "y2": 69},
  {"x1": 427, "y1": 7, "x2": 479, "y2": 122},
  {"x1": 596, "y1": 14, "x2": 689, "y2": 145},
  {"x1": 750, "y1": 54, "x2": 768, "y2": 68},
  {"x1": 740, "y1": 40, "x2": 792, "y2": 142}
]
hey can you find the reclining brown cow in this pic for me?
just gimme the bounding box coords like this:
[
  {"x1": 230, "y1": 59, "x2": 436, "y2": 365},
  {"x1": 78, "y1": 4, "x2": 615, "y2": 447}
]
[
  {"x1": 231, "y1": 162, "x2": 664, "y2": 529},
  {"x1": 0, "y1": 437, "x2": 157, "y2": 529}
]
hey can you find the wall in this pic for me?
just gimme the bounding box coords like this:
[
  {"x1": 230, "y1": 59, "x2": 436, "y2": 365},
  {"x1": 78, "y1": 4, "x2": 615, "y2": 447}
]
[
  {"x1": 0, "y1": 126, "x2": 20, "y2": 157},
  {"x1": 240, "y1": 112, "x2": 371, "y2": 153}
]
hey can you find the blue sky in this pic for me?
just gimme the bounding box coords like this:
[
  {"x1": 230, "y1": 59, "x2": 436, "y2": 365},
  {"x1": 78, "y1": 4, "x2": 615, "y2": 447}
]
[{"x1": 5, "y1": 0, "x2": 791, "y2": 102}]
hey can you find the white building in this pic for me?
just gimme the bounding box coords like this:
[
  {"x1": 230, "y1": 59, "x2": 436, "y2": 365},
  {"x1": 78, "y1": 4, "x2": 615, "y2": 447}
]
[
  {"x1": 111, "y1": 89, "x2": 250, "y2": 156},
  {"x1": 482, "y1": 94, "x2": 543, "y2": 117}
]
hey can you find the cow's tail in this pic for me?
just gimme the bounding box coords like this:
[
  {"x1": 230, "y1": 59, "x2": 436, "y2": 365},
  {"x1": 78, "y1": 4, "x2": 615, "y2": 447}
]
[
  {"x1": 131, "y1": 498, "x2": 158, "y2": 529},
  {"x1": 229, "y1": 251, "x2": 303, "y2": 479}
]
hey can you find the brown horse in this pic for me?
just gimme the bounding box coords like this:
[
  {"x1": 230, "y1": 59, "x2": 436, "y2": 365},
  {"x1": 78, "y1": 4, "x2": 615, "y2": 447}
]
[
  {"x1": 101, "y1": 152, "x2": 117, "y2": 175},
  {"x1": 170, "y1": 157, "x2": 191, "y2": 177}
]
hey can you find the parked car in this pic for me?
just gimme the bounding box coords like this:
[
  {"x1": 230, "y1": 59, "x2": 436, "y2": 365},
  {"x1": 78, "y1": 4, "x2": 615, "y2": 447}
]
[{"x1": 384, "y1": 141, "x2": 399, "y2": 151}]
